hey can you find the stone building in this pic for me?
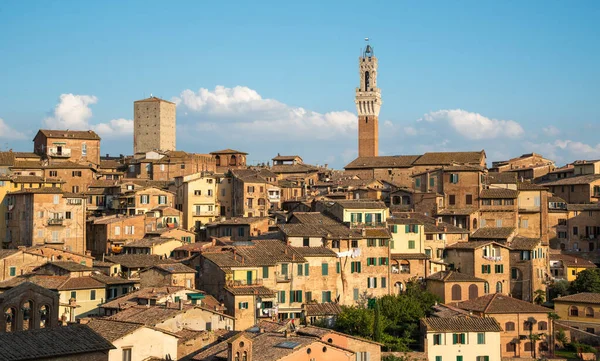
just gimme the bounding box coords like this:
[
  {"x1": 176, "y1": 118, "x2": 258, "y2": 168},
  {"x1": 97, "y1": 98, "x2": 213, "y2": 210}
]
[
  {"x1": 0, "y1": 281, "x2": 60, "y2": 333},
  {"x1": 126, "y1": 150, "x2": 216, "y2": 181},
  {"x1": 355, "y1": 42, "x2": 381, "y2": 158},
  {"x1": 426, "y1": 271, "x2": 486, "y2": 303},
  {"x1": 490, "y1": 152, "x2": 555, "y2": 181},
  {"x1": 231, "y1": 169, "x2": 280, "y2": 217},
  {"x1": 139, "y1": 263, "x2": 196, "y2": 288},
  {"x1": 5, "y1": 187, "x2": 87, "y2": 254},
  {"x1": 174, "y1": 172, "x2": 220, "y2": 231},
  {"x1": 210, "y1": 148, "x2": 248, "y2": 173},
  {"x1": 542, "y1": 174, "x2": 600, "y2": 204},
  {"x1": 113, "y1": 186, "x2": 175, "y2": 216},
  {"x1": 133, "y1": 96, "x2": 176, "y2": 154},
  {"x1": 33, "y1": 129, "x2": 101, "y2": 165},
  {"x1": 553, "y1": 293, "x2": 600, "y2": 337},
  {"x1": 86, "y1": 214, "x2": 146, "y2": 256}
]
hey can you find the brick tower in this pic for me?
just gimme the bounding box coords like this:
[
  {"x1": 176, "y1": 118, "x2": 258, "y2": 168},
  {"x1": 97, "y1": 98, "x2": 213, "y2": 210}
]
[{"x1": 355, "y1": 41, "x2": 381, "y2": 157}]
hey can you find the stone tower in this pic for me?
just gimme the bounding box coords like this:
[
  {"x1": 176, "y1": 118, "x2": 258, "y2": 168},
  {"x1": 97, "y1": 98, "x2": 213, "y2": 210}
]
[
  {"x1": 355, "y1": 41, "x2": 381, "y2": 157},
  {"x1": 133, "y1": 96, "x2": 176, "y2": 154}
]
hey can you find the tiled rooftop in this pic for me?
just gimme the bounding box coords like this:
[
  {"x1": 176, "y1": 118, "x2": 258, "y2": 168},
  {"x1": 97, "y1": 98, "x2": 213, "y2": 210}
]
[{"x1": 422, "y1": 317, "x2": 502, "y2": 332}]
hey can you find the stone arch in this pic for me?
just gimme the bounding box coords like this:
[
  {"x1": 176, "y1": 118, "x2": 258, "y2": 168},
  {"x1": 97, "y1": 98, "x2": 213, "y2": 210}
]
[
  {"x1": 468, "y1": 284, "x2": 479, "y2": 300},
  {"x1": 21, "y1": 300, "x2": 33, "y2": 331},
  {"x1": 394, "y1": 282, "x2": 404, "y2": 294},
  {"x1": 496, "y1": 281, "x2": 503, "y2": 294},
  {"x1": 229, "y1": 155, "x2": 237, "y2": 166},
  {"x1": 586, "y1": 307, "x2": 594, "y2": 317},
  {"x1": 570, "y1": 306, "x2": 579, "y2": 316},
  {"x1": 215, "y1": 155, "x2": 221, "y2": 167},
  {"x1": 451, "y1": 284, "x2": 462, "y2": 301},
  {"x1": 39, "y1": 305, "x2": 50, "y2": 329},
  {"x1": 392, "y1": 196, "x2": 401, "y2": 205},
  {"x1": 473, "y1": 218, "x2": 478, "y2": 230},
  {"x1": 4, "y1": 307, "x2": 16, "y2": 332}
]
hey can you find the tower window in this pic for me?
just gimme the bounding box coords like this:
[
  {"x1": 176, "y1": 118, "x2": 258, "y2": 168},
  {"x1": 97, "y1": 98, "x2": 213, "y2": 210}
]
[{"x1": 365, "y1": 71, "x2": 370, "y2": 91}]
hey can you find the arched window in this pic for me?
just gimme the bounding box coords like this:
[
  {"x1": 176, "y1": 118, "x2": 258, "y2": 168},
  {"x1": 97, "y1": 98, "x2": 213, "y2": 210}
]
[
  {"x1": 21, "y1": 300, "x2": 33, "y2": 331},
  {"x1": 395, "y1": 282, "x2": 404, "y2": 294},
  {"x1": 39, "y1": 305, "x2": 50, "y2": 329},
  {"x1": 473, "y1": 218, "x2": 478, "y2": 229},
  {"x1": 538, "y1": 321, "x2": 548, "y2": 331},
  {"x1": 364, "y1": 71, "x2": 370, "y2": 91},
  {"x1": 590, "y1": 242, "x2": 595, "y2": 252},
  {"x1": 400, "y1": 260, "x2": 410, "y2": 274},
  {"x1": 524, "y1": 342, "x2": 533, "y2": 352},
  {"x1": 560, "y1": 243, "x2": 566, "y2": 250},
  {"x1": 468, "y1": 284, "x2": 479, "y2": 300},
  {"x1": 505, "y1": 322, "x2": 515, "y2": 331},
  {"x1": 570, "y1": 306, "x2": 579, "y2": 316},
  {"x1": 235, "y1": 352, "x2": 240, "y2": 361},
  {"x1": 506, "y1": 343, "x2": 516, "y2": 353},
  {"x1": 484, "y1": 282, "x2": 489, "y2": 294},
  {"x1": 496, "y1": 281, "x2": 503, "y2": 293},
  {"x1": 451, "y1": 284, "x2": 462, "y2": 301},
  {"x1": 258, "y1": 199, "x2": 266, "y2": 206},
  {"x1": 215, "y1": 155, "x2": 221, "y2": 167},
  {"x1": 524, "y1": 321, "x2": 533, "y2": 331},
  {"x1": 392, "y1": 196, "x2": 400, "y2": 205},
  {"x1": 4, "y1": 307, "x2": 16, "y2": 332},
  {"x1": 229, "y1": 155, "x2": 237, "y2": 166},
  {"x1": 242, "y1": 351, "x2": 247, "y2": 361},
  {"x1": 586, "y1": 307, "x2": 594, "y2": 317}
]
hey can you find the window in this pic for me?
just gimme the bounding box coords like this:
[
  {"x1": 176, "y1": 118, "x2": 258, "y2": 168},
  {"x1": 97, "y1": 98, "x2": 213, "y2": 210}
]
[
  {"x1": 278, "y1": 291, "x2": 286, "y2": 303},
  {"x1": 586, "y1": 307, "x2": 594, "y2": 317},
  {"x1": 511, "y1": 268, "x2": 519, "y2": 280},
  {"x1": 466, "y1": 194, "x2": 473, "y2": 205},
  {"x1": 521, "y1": 219, "x2": 528, "y2": 229},
  {"x1": 303, "y1": 237, "x2": 309, "y2": 247},
  {"x1": 321, "y1": 263, "x2": 329, "y2": 276},
  {"x1": 322, "y1": 291, "x2": 332, "y2": 303},
  {"x1": 496, "y1": 219, "x2": 503, "y2": 227},
  {"x1": 194, "y1": 190, "x2": 202, "y2": 196},
  {"x1": 505, "y1": 199, "x2": 514, "y2": 205},
  {"x1": 262, "y1": 266, "x2": 269, "y2": 278},
  {"x1": 496, "y1": 281, "x2": 503, "y2": 293},
  {"x1": 451, "y1": 285, "x2": 461, "y2": 301},
  {"x1": 381, "y1": 277, "x2": 387, "y2": 288},
  {"x1": 65, "y1": 211, "x2": 71, "y2": 220},
  {"x1": 415, "y1": 178, "x2": 421, "y2": 188},
  {"x1": 494, "y1": 264, "x2": 504, "y2": 273},
  {"x1": 158, "y1": 195, "x2": 167, "y2": 205},
  {"x1": 81, "y1": 143, "x2": 87, "y2": 156},
  {"x1": 435, "y1": 357, "x2": 442, "y2": 361},
  {"x1": 477, "y1": 333, "x2": 485, "y2": 344},
  {"x1": 574, "y1": 226, "x2": 579, "y2": 235},
  {"x1": 290, "y1": 290, "x2": 302, "y2": 303},
  {"x1": 122, "y1": 348, "x2": 132, "y2": 361},
  {"x1": 351, "y1": 261, "x2": 362, "y2": 273},
  {"x1": 570, "y1": 306, "x2": 579, "y2": 316},
  {"x1": 353, "y1": 288, "x2": 359, "y2": 301},
  {"x1": 408, "y1": 240, "x2": 415, "y2": 249},
  {"x1": 379, "y1": 257, "x2": 388, "y2": 266},
  {"x1": 449, "y1": 195, "x2": 455, "y2": 205},
  {"x1": 476, "y1": 357, "x2": 489, "y2": 361},
  {"x1": 72, "y1": 171, "x2": 82, "y2": 177},
  {"x1": 140, "y1": 194, "x2": 149, "y2": 204},
  {"x1": 450, "y1": 174, "x2": 459, "y2": 184},
  {"x1": 433, "y1": 334, "x2": 442, "y2": 345},
  {"x1": 367, "y1": 257, "x2": 376, "y2": 266},
  {"x1": 357, "y1": 352, "x2": 370, "y2": 361},
  {"x1": 207, "y1": 189, "x2": 213, "y2": 196},
  {"x1": 114, "y1": 226, "x2": 121, "y2": 235},
  {"x1": 367, "y1": 239, "x2": 376, "y2": 247},
  {"x1": 367, "y1": 277, "x2": 378, "y2": 288},
  {"x1": 538, "y1": 321, "x2": 548, "y2": 330},
  {"x1": 452, "y1": 333, "x2": 465, "y2": 344},
  {"x1": 90, "y1": 290, "x2": 96, "y2": 300},
  {"x1": 53, "y1": 195, "x2": 59, "y2": 204},
  {"x1": 505, "y1": 321, "x2": 515, "y2": 331},
  {"x1": 49, "y1": 171, "x2": 57, "y2": 177},
  {"x1": 456, "y1": 357, "x2": 463, "y2": 361},
  {"x1": 297, "y1": 264, "x2": 304, "y2": 276},
  {"x1": 9, "y1": 267, "x2": 16, "y2": 277},
  {"x1": 304, "y1": 263, "x2": 309, "y2": 276},
  {"x1": 239, "y1": 302, "x2": 249, "y2": 309},
  {"x1": 481, "y1": 265, "x2": 491, "y2": 274},
  {"x1": 238, "y1": 227, "x2": 244, "y2": 237},
  {"x1": 351, "y1": 240, "x2": 358, "y2": 248},
  {"x1": 70, "y1": 291, "x2": 77, "y2": 300},
  {"x1": 125, "y1": 226, "x2": 134, "y2": 235}
]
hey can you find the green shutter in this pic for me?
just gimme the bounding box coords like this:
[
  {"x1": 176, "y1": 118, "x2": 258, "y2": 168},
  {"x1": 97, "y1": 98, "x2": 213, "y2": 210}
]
[
  {"x1": 357, "y1": 262, "x2": 362, "y2": 273},
  {"x1": 456, "y1": 356, "x2": 463, "y2": 361},
  {"x1": 393, "y1": 225, "x2": 398, "y2": 233},
  {"x1": 351, "y1": 262, "x2": 355, "y2": 273},
  {"x1": 381, "y1": 277, "x2": 386, "y2": 288},
  {"x1": 353, "y1": 288, "x2": 359, "y2": 300},
  {"x1": 262, "y1": 266, "x2": 269, "y2": 278},
  {"x1": 238, "y1": 302, "x2": 242, "y2": 309},
  {"x1": 482, "y1": 265, "x2": 485, "y2": 273},
  {"x1": 453, "y1": 334, "x2": 458, "y2": 344},
  {"x1": 322, "y1": 263, "x2": 328, "y2": 276},
  {"x1": 280, "y1": 291, "x2": 285, "y2": 303},
  {"x1": 436, "y1": 357, "x2": 442, "y2": 361},
  {"x1": 405, "y1": 225, "x2": 410, "y2": 233},
  {"x1": 9, "y1": 267, "x2": 16, "y2": 277},
  {"x1": 290, "y1": 291, "x2": 294, "y2": 303},
  {"x1": 336, "y1": 262, "x2": 340, "y2": 273},
  {"x1": 298, "y1": 264, "x2": 303, "y2": 276},
  {"x1": 306, "y1": 291, "x2": 312, "y2": 302},
  {"x1": 374, "y1": 278, "x2": 378, "y2": 288},
  {"x1": 298, "y1": 291, "x2": 303, "y2": 303},
  {"x1": 305, "y1": 263, "x2": 309, "y2": 276}
]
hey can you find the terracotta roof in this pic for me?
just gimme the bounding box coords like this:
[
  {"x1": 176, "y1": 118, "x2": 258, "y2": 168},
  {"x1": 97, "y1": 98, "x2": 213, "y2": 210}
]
[
  {"x1": 541, "y1": 174, "x2": 600, "y2": 186},
  {"x1": 86, "y1": 319, "x2": 146, "y2": 342},
  {"x1": 304, "y1": 302, "x2": 342, "y2": 316},
  {"x1": 271, "y1": 164, "x2": 318, "y2": 174},
  {"x1": 8, "y1": 186, "x2": 63, "y2": 195},
  {"x1": 0, "y1": 274, "x2": 103, "y2": 291},
  {"x1": 422, "y1": 317, "x2": 502, "y2": 332},
  {"x1": 232, "y1": 169, "x2": 273, "y2": 183},
  {"x1": 225, "y1": 285, "x2": 276, "y2": 296},
  {"x1": 0, "y1": 151, "x2": 16, "y2": 166},
  {"x1": 470, "y1": 227, "x2": 516, "y2": 240},
  {"x1": 0, "y1": 249, "x2": 20, "y2": 259},
  {"x1": 364, "y1": 228, "x2": 391, "y2": 238},
  {"x1": 293, "y1": 247, "x2": 338, "y2": 257},
  {"x1": 553, "y1": 293, "x2": 600, "y2": 305},
  {"x1": 412, "y1": 151, "x2": 485, "y2": 166},
  {"x1": 480, "y1": 189, "x2": 519, "y2": 199},
  {"x1": 90, "y1": 273, "x2": 137, "y2": 285},
  {"x1": 344, "y1": 155, "x2": 420, "y2": 169},
  {"x1": 150, "y1": 205, "x2": 181, "y2": 216},
  {"x1": 517, "y1": 182, "x2": 549, "y2": 191},
  {"x1": 105, "y1": 254, "x2": 173, "y2": 269},
  {"x1": 487, "y1": 172, "x2": 518, "y2": 184},
  {"x1": 279, "y1": 223, "x2": 362, "y2": 239},
  {"x1": 123, "y1": 237, "x2": 181, "y2": 248},
  {"x1": 551, "y1": 253, "x2": 597, "y2": 268},
  {"x1": 107, "y1": 304, "x2": 194, "y2": 325},
  {"x1": 58, "y1": 277, "x2": 105, "y2": 290},
  {"x1": 567, "y1": 204, "x2": 600, "y2": 211},
  {"x1": 210, "y1": 148, "x2": 248, "y2": 155},
  {"x1": 0, "y1": 324, "x2": 114, "y2": 360},
  {"x1": 333, "y1": 199, "x2": 387, "y2": 209},
  {"x1": 296, "y1": 325, "x2": 383, "y2": 346},
  {"x1": 454, "y1": 293, "x2": 550, "y2": 314},
  {"x1": 99, "y1": 286, "x2": 190, "y2": 310},
  {"x1": 134, "y1": 96, "x2": 175, "y2": 104},
  {"x1": 288, "y1": 212, "x2": 338, "y2": 225},
  {"x1": 549, "y1": 196, "x2": 566, "y2": 203},
  {"x1": 426, "y1": 271, "x2": 486, "y2": 282},
  {"x1": 92, "y1": 214, "x2": 145, "y2": 225},
  {"x1": 149, "y1": 263, "x2": 196, "y2": 274},
  {"x1": 203, "y1": 240, "x2": 307, "y2": 268},
  {"x1": 508, "y1": 236, "x2": 542, "y2": 250},
  {"x1": 445, "y1": 241, "x2": 507, "y2": 250},
  {"x1": 36, "y1": 129, "x2": 101, "y2": 140},
  {"x1": 431, "y1": 304, "x2": 475, "y2": 318},
  {"x1": 207, "y1": 217, "x2": 268, "y2": 226}
]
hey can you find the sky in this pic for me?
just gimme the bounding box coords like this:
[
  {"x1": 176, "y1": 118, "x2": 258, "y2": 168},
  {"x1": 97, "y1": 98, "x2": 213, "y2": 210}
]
[{"x1": 0, "y1": 1, "x2": 599, "y2": 168}]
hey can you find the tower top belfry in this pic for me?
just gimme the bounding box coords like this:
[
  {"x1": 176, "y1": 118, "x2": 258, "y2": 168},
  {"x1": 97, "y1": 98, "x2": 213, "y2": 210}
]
[{"x1": 355, "y1": 39, "x2": 381, "y2": 157}]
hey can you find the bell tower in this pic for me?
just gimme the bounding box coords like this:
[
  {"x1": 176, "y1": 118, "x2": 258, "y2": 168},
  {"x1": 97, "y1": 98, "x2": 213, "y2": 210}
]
[{"x1": 355, "y1": 39, "x2": 381, "y2": 157}]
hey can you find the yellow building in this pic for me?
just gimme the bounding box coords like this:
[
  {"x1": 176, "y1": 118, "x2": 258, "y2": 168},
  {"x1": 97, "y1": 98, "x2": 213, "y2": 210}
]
[
  {"x1": 550, "y1": 253, "x2": 597, "y2": 281},
  {"x1": 174, "y1": 172, "x2": 219, "y2": 231},
  {"x1": 314, "y1": 199, "x2": 389, "y2": 226},
  {"x1": 554, "y1": 293, "x2": 600, "y2": 336}
]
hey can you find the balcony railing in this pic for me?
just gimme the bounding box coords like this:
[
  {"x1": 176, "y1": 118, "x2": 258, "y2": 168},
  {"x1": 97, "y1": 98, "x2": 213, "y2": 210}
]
[
  {"x1": 275, "y1": 272, "x2": 291, "y2": 283},
  {"x1": 47, "y1": 218, "x2": 64, "y2": 226},
  {"x1": 45, "y1": 237, "x2": 64, "y2": 244},
  {"x1": 48, "y1": 148, "x2": 71, "y2": 158},
  {"x1": 227, "y1": 279, "x2": 264, "y2": 287}
]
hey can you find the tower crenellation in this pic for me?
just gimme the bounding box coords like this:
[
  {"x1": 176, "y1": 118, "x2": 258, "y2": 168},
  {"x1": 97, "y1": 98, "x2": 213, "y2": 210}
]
[{"x1": 355, "y1": 41, "x2": 381, "y2": 157}]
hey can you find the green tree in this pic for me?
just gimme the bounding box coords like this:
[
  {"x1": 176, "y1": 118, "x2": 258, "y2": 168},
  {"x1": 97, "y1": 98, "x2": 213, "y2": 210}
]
[
  {"x1": 555, "y1": 329, "x2": 568, "y2": 348},
  {"x1": 533, "y1": 289, "x2": 546, "y2": 305},
  {"x1": 570, "y1": 268, "x2": 600, "y2": 293},
  {"x1": 373, "y1": 299, "x2": 383, "y2": 342},
  {"x1": 529, "y1": 333, "x2": 542, "y2": 359},
  {"x1": 549, "y1": 280, "x2": 570, "y2": 301},
  {"x1": 334, "y1": 306, "x2": 374, "y2": 339},
  {"x1": 548, "y1": 312, "x2": 560, "y2": 356}
]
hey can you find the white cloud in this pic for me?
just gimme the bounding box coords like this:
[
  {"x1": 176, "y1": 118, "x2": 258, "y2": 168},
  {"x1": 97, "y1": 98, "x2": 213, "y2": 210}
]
[
  {"x1": 174, "y1": 85, "x2": 357, "y2": 139},
  {"x1": 554, "y1": 139, "x2": 600, "y2": 158},
  {"x1": 93, "y1": 118, "x2": 133, "y2": 137},
  {"x1": 404, "y1": 126, "x2": 418, "y2": 136},
  {"x1": 419, "y1": 109, "x2": 524, "y2": 140},
  {"x1": 542, "y1": 125, "x2": 560, "y2": 137},
  {"x1": 44, "y1": 94, "x2": 98, "y2": 129},
  {"x1": 0, "y1": 118, "x2": 26, "y2": 139}
]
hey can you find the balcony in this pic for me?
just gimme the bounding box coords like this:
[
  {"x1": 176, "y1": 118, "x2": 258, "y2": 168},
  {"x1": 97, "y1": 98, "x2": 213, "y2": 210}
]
[
  {"x1": 44, "y1": 237, "x2": 64, "y2": 244},
  {"x1": 193, "y1": 211, "x2": 218, "y2": 217},
  {"x1": 482, "y1": 255, "x2": 502, "y2": 262},
  {"x1": 275, "y1": 272, "x2": 291, "y2": 283},
  {"x1": 47, "y1": 218, "x2": 64, "y2": 226},
  {"x1": 349, "y1": 222, "x2": 386, "y2": 229},
  {"x1": 48, "y1": 147, "x2": 71, "y2": 158},
  {"x1": 227, "y1": 279, "x2": 263, "y2": 287}
]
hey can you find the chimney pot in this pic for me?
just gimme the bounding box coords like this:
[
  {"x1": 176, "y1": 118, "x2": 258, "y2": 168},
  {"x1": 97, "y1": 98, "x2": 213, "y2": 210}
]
[{"x1": 179, "y1": 299, "x2": 184, "y2": 310}]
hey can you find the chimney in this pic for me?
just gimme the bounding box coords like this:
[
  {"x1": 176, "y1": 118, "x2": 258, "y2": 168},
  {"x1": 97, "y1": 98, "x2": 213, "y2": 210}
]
[
  {"x1": 165, "y1": 300, "x2": 171, "y2": 309},
  {"x1": 434, "y1": 219, "x2": 439, "y2": 226},
  {"x1": 259, "y1": 327, "x2": 265, "y2": 333},
  {"x1": 179, "y1": 299, "x2": 184, "y2": 310},
  {"x1": 284, "y1": 330, "x2": 291, "y2": 338},
  {"x1": 444, "y1": 226, "x2": 447, "y2": 232}
]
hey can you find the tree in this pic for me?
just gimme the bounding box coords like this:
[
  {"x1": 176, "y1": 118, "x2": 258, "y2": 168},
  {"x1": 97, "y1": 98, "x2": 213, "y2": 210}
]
[
  {"x1": 555, "y1": 329, "x2": 568, "y2": 348},
  {"x1": 529, "y1": 333, "x2": 542, "y2": 359},
  {"x1": 549, "y1": 280, "x2": 570, "y2": 301},
  {"x1": 533, "y1": 289, "x2": 546, "y2": 305},
  {"x1": 373, "y1": 299, "x2": 383, "y2": 342},
  {"x1": 570, "y1": 268, "x2": 600, "y2": 293},
  {"x1": 548, "y1": 312, "x2": 561, "y2": 356},
  {"x1": 525, "y1": 317, "x2": 538, "y2": 358},
  {"x1": 334, "y1": 306, "x2": 374, "y2": 339}
]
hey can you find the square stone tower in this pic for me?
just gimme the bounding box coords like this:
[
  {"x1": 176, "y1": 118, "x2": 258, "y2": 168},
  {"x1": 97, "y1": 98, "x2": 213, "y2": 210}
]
[
  {"x1": 355, "y1": 41, "x2": 382, "y2": 157},
  {"x1": 133, "y1": 96, "x2": 176, "y2": 154}
]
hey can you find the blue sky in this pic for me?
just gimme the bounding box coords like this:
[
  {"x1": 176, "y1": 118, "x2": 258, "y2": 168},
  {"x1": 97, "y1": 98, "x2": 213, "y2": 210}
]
[{"x1": 1, "y1": 1, "x2": 599, "y2": 167}]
